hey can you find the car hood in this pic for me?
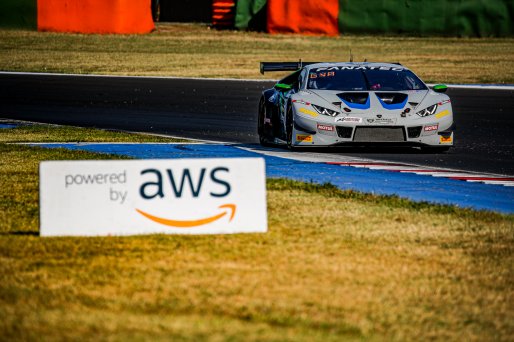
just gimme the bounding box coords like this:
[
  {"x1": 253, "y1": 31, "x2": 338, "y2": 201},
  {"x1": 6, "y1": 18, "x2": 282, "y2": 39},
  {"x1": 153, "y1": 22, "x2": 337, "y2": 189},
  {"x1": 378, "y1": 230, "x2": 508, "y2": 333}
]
[{"x1": 300, "y1": 89, "x2": 430, "y2": 112}]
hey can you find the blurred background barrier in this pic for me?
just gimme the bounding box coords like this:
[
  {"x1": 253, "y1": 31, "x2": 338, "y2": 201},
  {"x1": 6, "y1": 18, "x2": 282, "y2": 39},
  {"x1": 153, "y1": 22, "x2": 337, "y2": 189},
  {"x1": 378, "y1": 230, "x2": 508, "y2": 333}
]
[
  {"x1": 0, "y1": 0, "x2": 37, "y2": 29},
  {"x1": 37, "y1": 0, "x2": 155, "y2": 34},
  {"x1": 234, "y1": 0, "x2": 514, "y2": 36},
  {"x1": 235, "y1": 0, "x2": 267, "y2": 31},
  {"x1": 339, "y1": 0, "x2": 514, "y2": 37},
  {"x1": 159, "y1": 0, "x2": 212, "y2": 23},
  {"x1": 212, "y1": 0, "x2": 236, "y2": 28},
  {"x1": 266, "y1": 0, "x2": 339, "y2": 35},
  {"x1": 0, "y1": 0, "x2": 512, "y2": 36}
]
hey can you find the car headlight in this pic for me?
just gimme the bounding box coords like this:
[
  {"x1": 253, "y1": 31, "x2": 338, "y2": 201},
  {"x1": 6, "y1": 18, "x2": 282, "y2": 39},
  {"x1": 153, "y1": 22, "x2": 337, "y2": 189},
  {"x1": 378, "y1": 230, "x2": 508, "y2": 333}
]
[
  {"x1": 312, "y1": 104, "x2": 339, "y2": 117},
  {"x1": 416, "y1": 104, "x2": 438, "y2": 117}
]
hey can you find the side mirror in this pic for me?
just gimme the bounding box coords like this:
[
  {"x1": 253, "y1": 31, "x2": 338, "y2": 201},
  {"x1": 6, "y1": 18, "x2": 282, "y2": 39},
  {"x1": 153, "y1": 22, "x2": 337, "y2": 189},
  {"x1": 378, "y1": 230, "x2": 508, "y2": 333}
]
[
  {"x1": 433, "y1": 84, "x2": 448, "y2": 93},
  {"x1": 274, "y1": 83, "x2": 292, "y2": 91}
]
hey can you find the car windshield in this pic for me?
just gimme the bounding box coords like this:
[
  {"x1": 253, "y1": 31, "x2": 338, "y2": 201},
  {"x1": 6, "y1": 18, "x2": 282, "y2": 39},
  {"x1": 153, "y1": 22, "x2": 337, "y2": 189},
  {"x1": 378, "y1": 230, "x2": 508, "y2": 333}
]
[{"x1": 307, "y1": 67, "x2": 427, "y2": 91}]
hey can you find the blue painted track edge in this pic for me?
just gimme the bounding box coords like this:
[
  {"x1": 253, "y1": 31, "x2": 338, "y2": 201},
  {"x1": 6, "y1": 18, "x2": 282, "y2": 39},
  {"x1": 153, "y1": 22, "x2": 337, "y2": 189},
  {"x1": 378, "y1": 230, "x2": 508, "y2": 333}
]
[{"x1": 31, "y1": 143, "x2": 514, "y2": 214}]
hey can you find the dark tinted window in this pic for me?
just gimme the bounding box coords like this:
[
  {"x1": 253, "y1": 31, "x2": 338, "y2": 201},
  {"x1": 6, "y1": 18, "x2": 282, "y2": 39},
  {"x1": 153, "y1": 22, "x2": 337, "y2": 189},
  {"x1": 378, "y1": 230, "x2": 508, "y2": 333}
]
[{"x1": 307, "y1": 68, "x2": 427, "y2": 91}]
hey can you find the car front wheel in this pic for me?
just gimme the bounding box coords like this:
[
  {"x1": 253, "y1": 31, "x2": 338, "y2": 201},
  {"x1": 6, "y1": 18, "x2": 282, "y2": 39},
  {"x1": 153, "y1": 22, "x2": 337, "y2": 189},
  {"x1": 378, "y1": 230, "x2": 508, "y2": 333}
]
[
  {"x1": 286, "y1": 104, "x2": 295, "y2": 150},
  {"x1": 258, "y1": 97, "x2": 272, "y2": 147}
]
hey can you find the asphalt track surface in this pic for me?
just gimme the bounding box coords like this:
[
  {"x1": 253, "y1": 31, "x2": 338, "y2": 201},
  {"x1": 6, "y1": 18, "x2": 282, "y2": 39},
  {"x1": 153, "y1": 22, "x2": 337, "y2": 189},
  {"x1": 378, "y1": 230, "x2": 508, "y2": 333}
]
[{"x1": 1, "y1": 73, "x2": 513, "y2": 175}]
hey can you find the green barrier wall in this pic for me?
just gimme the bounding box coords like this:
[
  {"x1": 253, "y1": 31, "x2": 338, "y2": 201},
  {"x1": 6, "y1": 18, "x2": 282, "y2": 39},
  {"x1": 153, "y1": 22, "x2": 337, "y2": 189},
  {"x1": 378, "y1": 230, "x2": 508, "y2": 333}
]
[
  {"x1": 0, "y1": 0, "x2": 36, "y2": 29},
  {"x1": 339, "y1": 0, "x2": 514, "y2": 37},
  {"x1": 235, "y1": 0, "x2": 267, "y2": 30}
]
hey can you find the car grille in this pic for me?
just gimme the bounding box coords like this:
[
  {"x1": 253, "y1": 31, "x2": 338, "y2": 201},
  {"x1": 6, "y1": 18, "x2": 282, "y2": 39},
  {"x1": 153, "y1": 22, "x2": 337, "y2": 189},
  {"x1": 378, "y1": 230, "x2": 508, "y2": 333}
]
[
  {"x1": 336, "y1": 126, "x2": 353, "y2": 138},
  {"x1": 353, "y1": 127, "x2": 405, "y2": 142},
  {"x1": 407, "y1": 126, "x2": 422, "y2": 138}
]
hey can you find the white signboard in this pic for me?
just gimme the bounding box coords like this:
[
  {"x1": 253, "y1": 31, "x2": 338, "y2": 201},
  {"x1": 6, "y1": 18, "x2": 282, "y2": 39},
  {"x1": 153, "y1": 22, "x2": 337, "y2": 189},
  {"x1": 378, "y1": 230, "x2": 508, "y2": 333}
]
[{"x1": 39, "y1": 158, "x2": 267, "y2": 236}]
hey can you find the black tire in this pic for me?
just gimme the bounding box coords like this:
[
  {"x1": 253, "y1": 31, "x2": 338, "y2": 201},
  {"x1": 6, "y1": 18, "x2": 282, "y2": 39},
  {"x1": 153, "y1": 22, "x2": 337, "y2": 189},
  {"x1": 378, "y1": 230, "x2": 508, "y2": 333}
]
[
  {"x1": 258, "y1": 97, "x2": 272, "y2": 147},
  {"x1": 259, "y1": 135, "x2": 272, "y2": 147},
  {"x1": 286, "y1": 104, "x2": 295, "y2": 150}
]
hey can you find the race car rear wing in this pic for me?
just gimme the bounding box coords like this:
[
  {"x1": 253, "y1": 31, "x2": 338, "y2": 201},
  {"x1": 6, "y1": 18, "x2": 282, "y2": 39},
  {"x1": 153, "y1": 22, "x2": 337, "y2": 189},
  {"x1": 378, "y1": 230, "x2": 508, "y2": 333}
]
[
  {"x1": 260, "y1": 61, "x2": 404, "y2": 74},
  {"x1": 260, "y1": 61, "x2": 321, "y2": 74}
]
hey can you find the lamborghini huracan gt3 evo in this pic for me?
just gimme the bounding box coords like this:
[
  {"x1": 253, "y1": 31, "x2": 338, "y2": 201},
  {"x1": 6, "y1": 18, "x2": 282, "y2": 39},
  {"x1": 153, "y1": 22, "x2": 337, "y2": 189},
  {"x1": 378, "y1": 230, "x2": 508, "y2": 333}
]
[{"x1": 258, "y1": 61, "x2": 454, "y2": 151}]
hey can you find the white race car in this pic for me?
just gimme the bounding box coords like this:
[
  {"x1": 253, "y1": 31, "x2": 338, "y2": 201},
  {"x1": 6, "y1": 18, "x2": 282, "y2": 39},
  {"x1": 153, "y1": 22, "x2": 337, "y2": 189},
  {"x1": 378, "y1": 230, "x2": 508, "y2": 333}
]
[{"x1": 258, "y1": 61, "x2": 454, "y2": 152}]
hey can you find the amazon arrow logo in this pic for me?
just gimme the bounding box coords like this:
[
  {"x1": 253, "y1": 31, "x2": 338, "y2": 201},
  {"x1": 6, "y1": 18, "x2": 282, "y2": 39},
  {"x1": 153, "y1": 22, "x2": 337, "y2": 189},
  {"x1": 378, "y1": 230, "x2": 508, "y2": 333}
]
[{"x1": 136, "y1": 204, "x2": 236, "y2": 228}]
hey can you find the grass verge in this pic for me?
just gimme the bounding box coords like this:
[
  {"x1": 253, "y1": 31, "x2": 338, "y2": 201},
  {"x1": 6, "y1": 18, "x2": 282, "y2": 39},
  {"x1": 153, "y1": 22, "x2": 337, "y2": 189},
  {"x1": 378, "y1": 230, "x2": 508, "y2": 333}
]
[
  {"x1": 1, "y1": 124, "x2": 513, "y2": 341},
  {"x1": 1, "y1": 23, "x2": 514, "y2": 83},
  {"x1": 0, "y1": 122, "x2": 189, "y2": 143}
]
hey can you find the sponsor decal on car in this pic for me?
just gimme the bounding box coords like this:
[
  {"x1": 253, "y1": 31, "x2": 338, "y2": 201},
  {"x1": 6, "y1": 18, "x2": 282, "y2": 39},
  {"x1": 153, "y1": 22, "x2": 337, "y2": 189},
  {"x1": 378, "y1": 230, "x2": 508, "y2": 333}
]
[
  {"x1": 299, "y1": 107, "x2": 318, "y2": 117},
  {"x1": 317, "y1": 124, "x2": 334, "y2": 132},
  {"x1": 435, "y1": 109, "x2": 450, "y2": 119},
  {"x1": 376, "y1": 118, "x2": 396, "y2": 124},
  {"x1": 296, "y1": 134, "x2": 313, "y2": 142},
  {"x1": 366, "y1": 118, "x2": 396, "y2": 125},
  {"x1": 424, "y1": 124, "x2": 439, "y2": 131},
  {"x1": 440, "y1": 135, "x2": 453, "y2": 144},
  {"x1": 437, "y1": 99, "x2": 451, "y2": 105},
  {"x1": 315, "y1": 66, "x2": 404, "y2": 72},
  {"x1": 335, "y1": 116, "x2": 362, "y2": 123}
]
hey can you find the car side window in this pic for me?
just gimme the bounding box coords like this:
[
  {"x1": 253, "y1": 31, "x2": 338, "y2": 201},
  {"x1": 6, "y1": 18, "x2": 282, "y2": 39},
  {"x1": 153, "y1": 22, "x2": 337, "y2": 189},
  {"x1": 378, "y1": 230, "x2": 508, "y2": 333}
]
[
  {"x1": 292, "y1": 78, "x2": 300, "y2": 92},
  {"x1": 279, "y1": 70, "x2": 302, "y2": 92},
  {"x1": 298, "y1": 69, "x2": 307, "y2": 90}
]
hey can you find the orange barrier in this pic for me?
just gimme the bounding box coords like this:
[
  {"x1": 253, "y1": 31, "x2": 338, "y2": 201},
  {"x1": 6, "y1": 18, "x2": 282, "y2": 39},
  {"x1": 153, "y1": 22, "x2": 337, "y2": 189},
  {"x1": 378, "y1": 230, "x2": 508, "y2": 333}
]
[
  {"x1": 38, "y1": 0, "x2": 155, "y2": 34},
  {"x1": 212, "y1": 0, "x2": 235, "y2": 28},
  {"x1": 267, "y1": 0, "x2": 339, "y2": 35}
]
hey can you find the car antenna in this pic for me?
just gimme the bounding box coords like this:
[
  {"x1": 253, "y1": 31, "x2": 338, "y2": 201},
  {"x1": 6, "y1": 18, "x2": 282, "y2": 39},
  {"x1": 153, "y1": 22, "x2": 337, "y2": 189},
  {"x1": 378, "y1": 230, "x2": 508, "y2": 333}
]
[{"x1": 349, "y1": 49, "x2": 353, "y2": 62}]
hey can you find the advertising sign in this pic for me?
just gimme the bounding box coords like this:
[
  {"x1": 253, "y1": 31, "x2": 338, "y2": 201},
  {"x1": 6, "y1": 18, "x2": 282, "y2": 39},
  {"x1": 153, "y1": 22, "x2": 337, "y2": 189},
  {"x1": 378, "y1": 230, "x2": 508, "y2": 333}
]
[{"x1": 40, "y1": 158, "x2": 267, "y2": 236}]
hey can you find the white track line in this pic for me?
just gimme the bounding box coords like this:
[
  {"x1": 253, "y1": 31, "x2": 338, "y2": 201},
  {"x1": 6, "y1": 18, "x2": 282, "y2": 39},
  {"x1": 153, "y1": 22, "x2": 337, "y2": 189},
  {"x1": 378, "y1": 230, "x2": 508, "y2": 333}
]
[
  {"x1": 0, "y1": 71, "x2": 274, "y2": 83},
  {"x1": 326, "y1": 161, "x2": 514, "y2": 187},
  {"x1": 239, "y1": 146, "x2": 514, "y2": 186}
]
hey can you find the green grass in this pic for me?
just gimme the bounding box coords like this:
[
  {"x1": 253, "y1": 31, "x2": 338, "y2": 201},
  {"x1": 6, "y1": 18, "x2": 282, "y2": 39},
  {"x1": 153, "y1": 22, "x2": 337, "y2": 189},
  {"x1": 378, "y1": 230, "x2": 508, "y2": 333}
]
[
  {"x1": 1, "y1": 23, "x2": 514, "y2": 83},
  {"x1": 1, "y1": 124, "x2": 513, "y2": 340},
  {"x1": 0, "y1": 122, "x2": 189, "y2": 143}
]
